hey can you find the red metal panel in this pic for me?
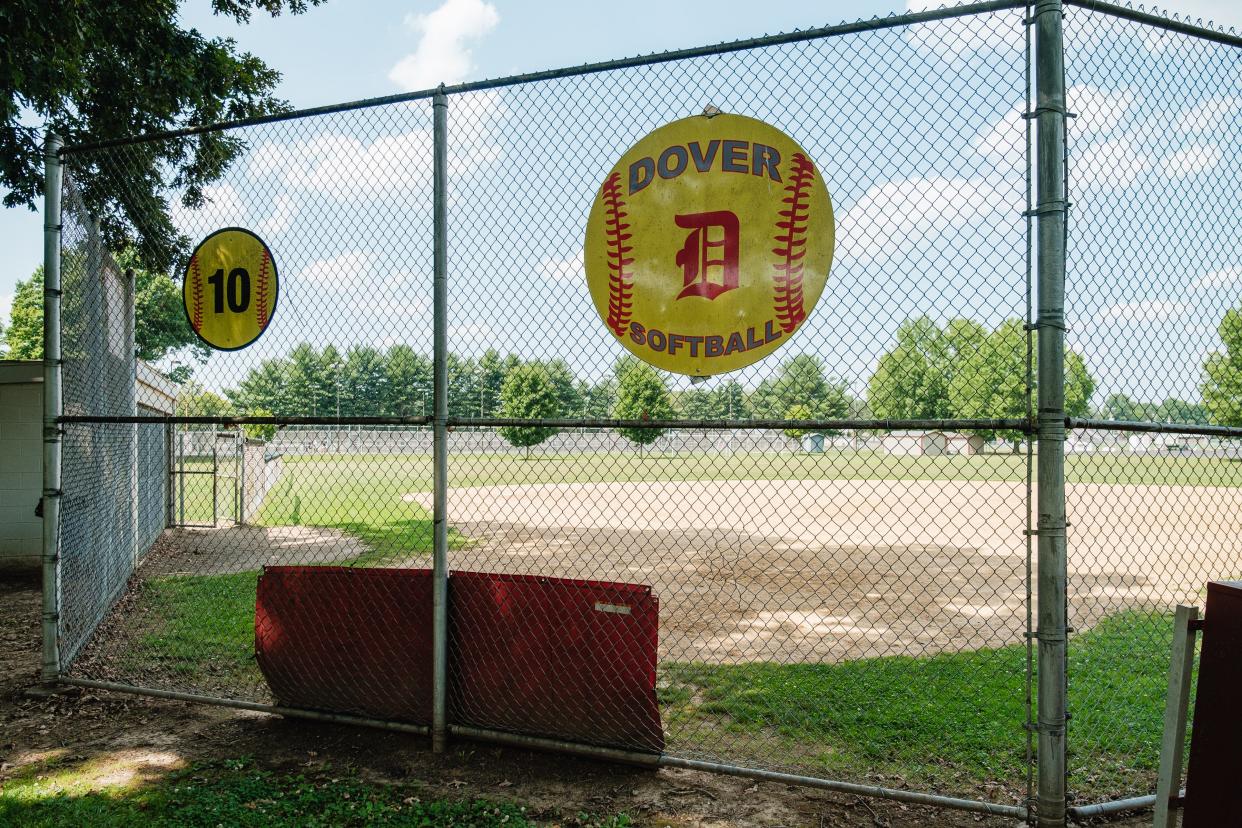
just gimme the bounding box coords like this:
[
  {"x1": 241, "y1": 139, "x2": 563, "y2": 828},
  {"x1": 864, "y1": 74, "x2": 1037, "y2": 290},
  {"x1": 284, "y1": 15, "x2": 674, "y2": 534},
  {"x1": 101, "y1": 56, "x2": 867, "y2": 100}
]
[
  {"x1": 255, "y1": 566, "x2": 434, "y2": 724},
  {"x1": 449, "y1": 571, "x2": 664, "y2": 753},
  {"x1": 1184, "y1": 580, "x2": 1242, "y2": 827}
]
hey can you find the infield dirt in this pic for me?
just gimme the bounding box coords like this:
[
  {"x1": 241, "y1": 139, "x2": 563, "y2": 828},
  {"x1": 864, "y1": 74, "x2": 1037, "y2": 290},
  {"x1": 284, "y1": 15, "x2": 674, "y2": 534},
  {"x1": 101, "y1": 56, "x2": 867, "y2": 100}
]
[{"x1": 408, "y1": 478, "x2": 1242, "y2": 662}]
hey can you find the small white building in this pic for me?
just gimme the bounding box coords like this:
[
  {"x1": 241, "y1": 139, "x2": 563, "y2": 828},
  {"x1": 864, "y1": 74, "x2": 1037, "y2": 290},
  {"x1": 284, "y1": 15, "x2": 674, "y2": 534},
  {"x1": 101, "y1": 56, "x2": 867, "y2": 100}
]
[
  {"x1": 0, "y1": 359, "x2": 177, "y2": 572},
  {"x1": 881, "y1": 430, "x2": 948, "y2": 456},
  {"x1": 880, "y1": 430, "x2": 986, "y2": 457},
  {"x1": 0, "y1": 361, "x2": 43, "y2": 570}
]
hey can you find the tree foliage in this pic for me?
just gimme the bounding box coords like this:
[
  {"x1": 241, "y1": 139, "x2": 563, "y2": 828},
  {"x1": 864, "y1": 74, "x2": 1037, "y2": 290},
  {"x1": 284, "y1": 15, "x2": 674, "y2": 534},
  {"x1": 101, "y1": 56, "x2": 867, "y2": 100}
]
[
  {"x1": 1203, "y1": 308, "x2": 1242, "y2": 427},
  {"x1": 176, "y1": 379, "x2": 230, "y2": 416},
  {"x1": 497, "y1": 364, "x2": 560, "y2": 451},
  {"x1": 614, "y1": 358, "x2": 674, "y2": 446},
  {"x1": 4, "y1": 267, "x2": 43, "y2": 358},
  {"x1": 5, "y1": 258, "x2": 209, "y2": 374},
  {"x1": 2, "y1": 1, "x2": 323, "y2": 271}
]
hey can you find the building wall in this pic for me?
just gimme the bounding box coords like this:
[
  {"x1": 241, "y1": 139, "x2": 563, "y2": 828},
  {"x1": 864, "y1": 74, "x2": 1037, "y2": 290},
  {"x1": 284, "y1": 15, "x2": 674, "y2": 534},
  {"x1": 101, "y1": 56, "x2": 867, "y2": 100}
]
[{"x1": 0, "y1": 362, "x2": 43, "y2": 569}]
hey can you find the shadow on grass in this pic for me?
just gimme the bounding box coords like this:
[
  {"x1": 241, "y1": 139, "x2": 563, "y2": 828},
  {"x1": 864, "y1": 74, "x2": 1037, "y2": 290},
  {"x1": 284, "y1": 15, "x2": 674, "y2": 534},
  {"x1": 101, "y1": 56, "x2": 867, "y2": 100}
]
[
  {"x1": 0, "y1": 755, "x2": 603, "y2": 827},
  {"x1": 105, "y1": 569, "x2": 1179, "y2": 803}
]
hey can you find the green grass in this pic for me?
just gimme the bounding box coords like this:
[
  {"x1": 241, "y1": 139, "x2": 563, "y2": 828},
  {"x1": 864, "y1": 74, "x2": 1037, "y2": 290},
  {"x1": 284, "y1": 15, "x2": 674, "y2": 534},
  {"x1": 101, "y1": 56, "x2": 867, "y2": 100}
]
[
  {"x1": 121, "y1": 574, "x2": 1179, "y2": 799},
  {"x1": 0, "y1": 757, "x2": 631, "y2": 827},
  {"x1": 662, "y1": 611, "x2": 1176, "y2": 795},
  {"x1": 260, "y1": 449, "x2": 1242, "y2": 509},
  {"x1": 136, "y1": 572, "x2": 261, "y2": 686}
]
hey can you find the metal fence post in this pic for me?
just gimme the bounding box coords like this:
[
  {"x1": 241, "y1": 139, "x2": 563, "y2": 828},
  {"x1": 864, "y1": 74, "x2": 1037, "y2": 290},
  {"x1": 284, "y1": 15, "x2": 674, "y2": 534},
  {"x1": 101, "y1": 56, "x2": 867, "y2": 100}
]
[
  {"x1": 431, "y1": 86, "x2": 450, "y2": 753},
  {"x1": 1033, "y1": 1, "x2": 1069, "y2": 825},
  {"x1": 41, "y1": 133, "x2": 64, "y2": 684}
]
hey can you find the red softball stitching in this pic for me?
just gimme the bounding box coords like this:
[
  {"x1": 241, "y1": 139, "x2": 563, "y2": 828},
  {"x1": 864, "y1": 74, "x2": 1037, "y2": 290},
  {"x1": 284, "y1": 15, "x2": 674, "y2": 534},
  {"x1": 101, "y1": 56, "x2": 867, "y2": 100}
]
[
  {"x1": 771, "y1": 152, "x2": 815, "y2": 334},
  {"x1": 255, "y1": 248, "x2": 270, "y2": 329},
  {"x1": 601, "y1": 171, "x2": 635, "y2": 338},
  {"x1": 190, "y1": 254, "x2": 203, "y2": 331}
]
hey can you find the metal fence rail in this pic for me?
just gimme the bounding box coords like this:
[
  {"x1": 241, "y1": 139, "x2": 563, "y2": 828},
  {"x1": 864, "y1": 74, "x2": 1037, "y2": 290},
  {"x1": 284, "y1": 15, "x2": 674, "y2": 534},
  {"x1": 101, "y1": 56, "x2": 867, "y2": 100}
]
[{"x1": 40, "y1": 2, "x2": 1242, "y2": 826}]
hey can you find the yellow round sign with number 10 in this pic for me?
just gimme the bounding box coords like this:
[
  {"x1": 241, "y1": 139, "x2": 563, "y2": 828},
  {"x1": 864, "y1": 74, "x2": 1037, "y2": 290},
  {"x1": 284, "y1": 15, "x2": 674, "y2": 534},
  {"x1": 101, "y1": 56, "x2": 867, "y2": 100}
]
[{"x1": 182, "y1": 228, "x2": 279, "y2": 351}]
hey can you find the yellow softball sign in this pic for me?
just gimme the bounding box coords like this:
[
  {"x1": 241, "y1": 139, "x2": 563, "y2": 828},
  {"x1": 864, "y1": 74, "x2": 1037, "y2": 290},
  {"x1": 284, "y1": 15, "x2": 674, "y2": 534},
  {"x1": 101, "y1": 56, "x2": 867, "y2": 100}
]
[
  {"x1": 584, "y1": 112, "x2": 834, "y2": 376},
  {"x1": 182, "y1": 228, "x2": 279, "y2": 351}
]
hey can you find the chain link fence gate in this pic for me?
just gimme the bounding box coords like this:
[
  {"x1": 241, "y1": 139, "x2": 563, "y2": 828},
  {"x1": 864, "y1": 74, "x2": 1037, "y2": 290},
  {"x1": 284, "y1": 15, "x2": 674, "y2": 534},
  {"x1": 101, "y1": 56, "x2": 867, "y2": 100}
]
[{"x1": 36, "y1": 1, "x2": 1240, "y2": 825}]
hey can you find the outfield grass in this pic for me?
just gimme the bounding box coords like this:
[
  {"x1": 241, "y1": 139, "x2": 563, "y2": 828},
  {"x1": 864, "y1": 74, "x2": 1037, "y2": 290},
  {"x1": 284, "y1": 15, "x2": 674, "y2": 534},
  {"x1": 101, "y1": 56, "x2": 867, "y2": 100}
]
[
  {"x1": 120, "y1": 574, "x2": 1178, "y2": 798},
  {"x1": 0, "y1": 757, "x2": 630, "y2": 828}
]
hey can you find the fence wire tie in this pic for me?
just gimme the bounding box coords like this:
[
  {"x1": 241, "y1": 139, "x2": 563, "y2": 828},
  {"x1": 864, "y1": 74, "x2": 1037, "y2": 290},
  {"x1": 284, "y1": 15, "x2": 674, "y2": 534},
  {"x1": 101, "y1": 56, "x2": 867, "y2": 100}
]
[
  {"x1": 1022, "y1": 200, "x2": 1071, "y2": 217},
  {"x1": 1025, "y1": 320, "x2": 1068, "y2": 333},
  {"x1": 1022, "y1": 107, "x2": 1077, "y2": 119}
]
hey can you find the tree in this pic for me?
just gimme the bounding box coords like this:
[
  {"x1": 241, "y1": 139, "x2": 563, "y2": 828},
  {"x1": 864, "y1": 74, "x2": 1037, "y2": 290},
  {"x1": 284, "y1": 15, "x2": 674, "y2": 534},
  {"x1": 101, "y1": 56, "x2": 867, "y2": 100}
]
[
  {"x1": 948, "y1": 319, "x2": 1095, "y2": 450},
  {"x1": 751, "y1": 354, "x2": 848, "y2": 432},
  {"x1": 287, "y1": 344, "x2": 331, "y2": 416},
  {"x1": 679, "y1": 387, "x2": 716, "y2": 420},
  {"x1": 242, "y1": 408, "x2": 278, "y2": 441},
  {"x1": 5, "y1": 258, "x2": 212, "y2": 375},
  {"x1": 580, "y1": 379, "x2": 616, "y2": 418},
  {"x1": 476, "y1": 349, "x2": 510, "y2": 418},
  {"x1": 1203, "y1": 308, "x2": 1242, "y2": 427},
  {"x1": 338, "y1": 346, "x2": 388, "y2": 416},
  {"x1": 2, "y1": 1, "x2": 324, "y2": 272},
  {"x1": 497, "y1": 364, "x2": 560, "y2": 456},
  {"x1": 121, "y1": 249, "x2": 210, "y2": 373},
  {"x1": 1102, "y1": 393, "x2": 1144, "y2": 422},
  {"x1": 868, "y1": 316, "x2": 989, "y2": 421},
  {"x1": 228, "y1": 357, "x2": 292, "y2": 415},
  {"x1": 385, "y1": 344, "x2": 431, "y2": 418},
  {"x1": 446, "y1": 355, "x2": 479, "y2": 419},
  {"x1": 177, "y1": 380, "x2": 231, "y2": 416},
  {"x1": 714, "y1": 380, "x2": 750, "y2": 420},
  {"x1": 1155, "y1": 398, "x2": 1208, "y2": 425},
  {"x1": 614, "y1": 358, "x2": 675, "y2": 452},
  {"x1": 4, "y1": 267, "x2": 43, "y2": 358},
  {"x1": 783, "y1": 404, "x2": 813, "y2": 439}
]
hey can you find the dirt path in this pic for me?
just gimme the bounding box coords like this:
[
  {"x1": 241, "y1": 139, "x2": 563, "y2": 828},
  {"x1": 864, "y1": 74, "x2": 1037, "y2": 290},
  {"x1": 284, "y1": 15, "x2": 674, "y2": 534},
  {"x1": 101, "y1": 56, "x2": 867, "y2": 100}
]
[{"x1": 0, "y1": 572, "x2": 1123, "y2": 827}]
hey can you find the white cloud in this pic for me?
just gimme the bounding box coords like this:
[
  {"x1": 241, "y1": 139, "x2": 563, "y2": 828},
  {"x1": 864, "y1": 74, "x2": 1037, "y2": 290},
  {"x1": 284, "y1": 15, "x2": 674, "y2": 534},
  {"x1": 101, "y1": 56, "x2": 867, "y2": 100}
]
[
  {"x1": 1195, "y1": 266, "x2": 1242, "y2": 290},
  {"x1": 1176, "y1": 95, "x2": 1242, "y2": 133},
  {"x1": 1161, "y1": 144, "x2": 1223, "y2": 177},
  {"x1": 837, "y1": 175, "x2": 1016, "y2": 262},
  {"x1": 1071, "y1": 137, "x2": 1153, "y2": 189},
  {"x1": 1158, "y1": 1, "x2": 1242, "y2": 30},
  {"x1": 297, "y1": 251, "x2": 372, "y2": 291},
  {"x1": 250, "y1": 131, "x2": 435, "y2": 200},
  {"x1": 1068, "y1": 85, "x2": 1135, "y2": 135},
  {"x1": 903, "y1": 1, "x2": 1017, "y2": 58},
  {"x1": 247, "y1": 93, "x2": 504, "y2": 201},
  {"x1": 449, "y1": 323, "x2": 494, "y2": 340},
  {"x1": 1099, "y1": 300, "x2": 1189, "y2": 324},
  {"x1": 258, "y1": 195, "x2": 296, "y2": 238},
  {"x1": 388, "y1": 0, "x2": 500, "y2": 91},
  {"x1": 539, "y1": 252, "x2": 584, "y2": 283},
  {"x1": 975, "y1": 85, "x2": 1134, "y2": 161},
  {"x1": 171, "y1": 183, "x2": 245, "y2": 234}
]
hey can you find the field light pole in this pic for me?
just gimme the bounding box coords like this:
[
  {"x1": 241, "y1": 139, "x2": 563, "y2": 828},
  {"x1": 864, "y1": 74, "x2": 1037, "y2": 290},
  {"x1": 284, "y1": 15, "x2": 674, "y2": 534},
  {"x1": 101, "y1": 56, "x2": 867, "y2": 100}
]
[
  {"x1": 431, "y1": 86, "x2": 450, "y2": 753},
  {"x1": 1033, "y1": 1, "x2": 1069, "y2": 825}
]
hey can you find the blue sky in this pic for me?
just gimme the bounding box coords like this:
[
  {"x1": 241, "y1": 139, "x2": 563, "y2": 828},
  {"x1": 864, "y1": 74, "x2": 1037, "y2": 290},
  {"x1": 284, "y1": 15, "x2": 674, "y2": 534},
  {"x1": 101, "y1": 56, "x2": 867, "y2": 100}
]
[{"x1": 2, "y1": 0, "x2": 1239, "y2": 407}]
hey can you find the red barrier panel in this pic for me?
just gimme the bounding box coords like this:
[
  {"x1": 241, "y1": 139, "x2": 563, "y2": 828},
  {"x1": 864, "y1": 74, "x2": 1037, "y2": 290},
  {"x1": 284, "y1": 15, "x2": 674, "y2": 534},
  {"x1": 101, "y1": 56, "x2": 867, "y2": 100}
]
[
  {"x1": 255, "y1": 567, "x2": 434, "y2": 724},
  {"x1": 255, "y1": 566, "x2": 662, "y2": 752},
  {"x1": 450, "y1": 571, "x2": 663, "y2": 753}
]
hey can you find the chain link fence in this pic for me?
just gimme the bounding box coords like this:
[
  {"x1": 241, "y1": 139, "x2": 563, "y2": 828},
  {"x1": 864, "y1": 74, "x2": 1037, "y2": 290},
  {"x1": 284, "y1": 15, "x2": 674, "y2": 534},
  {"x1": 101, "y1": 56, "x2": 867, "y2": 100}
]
[{"x1": 39, "y1": 0, "x2": 1241, "y2": 822}]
